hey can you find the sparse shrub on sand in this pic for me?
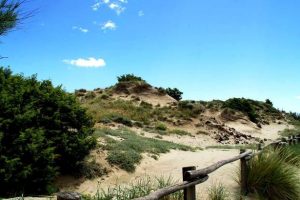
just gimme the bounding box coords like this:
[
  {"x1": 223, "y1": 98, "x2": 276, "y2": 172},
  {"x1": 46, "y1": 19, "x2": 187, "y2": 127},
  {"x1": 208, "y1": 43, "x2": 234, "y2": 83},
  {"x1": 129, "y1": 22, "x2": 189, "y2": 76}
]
[
  {"x1": 94, "y1": 128, "x2": 192, "y2": 172},
  {"x1": 117, "y1": 74, "x2": 145, "y2": 83},
  {"x1": 208, "y1": 183, "x2": 230, "y2": 200}
]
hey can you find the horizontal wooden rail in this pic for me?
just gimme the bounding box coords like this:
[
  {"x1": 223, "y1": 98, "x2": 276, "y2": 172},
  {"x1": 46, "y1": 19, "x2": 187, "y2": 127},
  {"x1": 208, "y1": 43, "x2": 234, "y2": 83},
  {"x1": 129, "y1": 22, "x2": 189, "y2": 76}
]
[
  {"x1": 185, "y1": 150, "x2": 252, "y2": 180},
  {"x1": 133, "y1": 175, "x2": 209, "y2": 200}
]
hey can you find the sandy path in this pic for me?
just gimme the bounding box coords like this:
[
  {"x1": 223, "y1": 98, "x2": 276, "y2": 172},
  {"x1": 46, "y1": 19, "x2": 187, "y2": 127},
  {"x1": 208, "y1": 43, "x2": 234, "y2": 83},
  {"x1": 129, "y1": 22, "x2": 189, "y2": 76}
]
[{"x1": 70, "y1": 149, "x2": 241, "y2": 199}]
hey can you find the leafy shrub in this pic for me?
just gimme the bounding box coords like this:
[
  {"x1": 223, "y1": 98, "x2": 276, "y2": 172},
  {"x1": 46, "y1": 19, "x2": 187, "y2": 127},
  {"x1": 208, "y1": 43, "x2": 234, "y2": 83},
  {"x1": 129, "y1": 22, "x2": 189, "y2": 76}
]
[
  {"x1": 0, "y1": 68, "x2": 96, "y2": 197},
  {"x1": 78, "y1": 160, "x2": 108, "y2": 179},
  {"x1": 140, "y1": 101, "x2": 152, "y2": 109},
  {"x1": 244, "y1": 149, "x2": 300, "y2": 200},
  {"x1": 157, "y1": 87, "x2": 167, "y2": 95},
  {"x1": 155, "y1": 122, "x2": 167, "y2": 131},
  {"x1": 111, "y1": 115, "x2": 133, "y2": 127},
  {"x1": 85, "y1": 91, "x2": 96, "y2": 99},
  {"x1": 223, "y1": 98, "x2": 259, "y2": 123},
  {"x1": 117, "y1": 74, "x2": 145, "y2": 83},
  {"x1": 165, "y1": 87, "x2": 183, "y2": 101},
  {"x1": 265, "y1": 99, "x2": 273, "y2": 106}
]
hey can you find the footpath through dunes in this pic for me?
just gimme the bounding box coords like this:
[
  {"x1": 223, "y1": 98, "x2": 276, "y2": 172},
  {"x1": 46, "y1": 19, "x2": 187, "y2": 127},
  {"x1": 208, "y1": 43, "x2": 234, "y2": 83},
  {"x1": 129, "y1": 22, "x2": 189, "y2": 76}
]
[
  {"x1": 56, "y1": 121, "x2": 292, "y2": 199},
  {"x1": 59, "y1": 149, "x2": 241, "y2": 199}
]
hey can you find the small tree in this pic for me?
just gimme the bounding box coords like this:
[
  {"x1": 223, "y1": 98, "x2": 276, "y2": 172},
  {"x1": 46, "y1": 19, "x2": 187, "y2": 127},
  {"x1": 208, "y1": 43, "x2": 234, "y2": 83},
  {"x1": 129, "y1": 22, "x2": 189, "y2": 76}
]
[
  {"x1": 265, "y1": 99, "x2": 273, "y2": 106},
  {"x1": 165, "y1": 87, "x2": 183, "y2": 101}
]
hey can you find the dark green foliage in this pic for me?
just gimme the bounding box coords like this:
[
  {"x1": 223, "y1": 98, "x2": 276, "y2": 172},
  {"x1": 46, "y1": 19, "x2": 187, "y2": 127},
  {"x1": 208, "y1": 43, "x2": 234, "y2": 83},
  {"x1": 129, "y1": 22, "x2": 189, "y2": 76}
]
[
  {"x1": 157, "y1": 87, "x2": 166, "y2": 95},
  {"x1": 117, "y1": 74, "x2": 145, "y2": 83},
  {"x1": 111, "y1": 115, "x2": 133, "y2": 127},
  {"x1": 0, "y1": 0, "x2": 20, "y2": 36},
  {"x1": 265, "y1": 99, "x2": 273, "y2": 106},
  {"x1": 223, "y1": 98, "x2": 259, "y2": 123},
  {"x1": 0, "y1": 68, "x2": 96, "y2": 197},
  {"x1": 165, "y1": 87, "x2": 183, "y2": 101},
  {"x1": 289, "y1": 112, "x2": 300, "y2": 121}
]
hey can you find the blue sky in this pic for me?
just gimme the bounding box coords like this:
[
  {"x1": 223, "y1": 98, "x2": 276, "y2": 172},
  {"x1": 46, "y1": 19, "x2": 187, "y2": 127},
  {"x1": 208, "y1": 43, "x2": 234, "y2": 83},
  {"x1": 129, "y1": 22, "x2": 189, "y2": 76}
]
[{"x1": 1, "y1": 0, "x2": 300, "y2": 112}]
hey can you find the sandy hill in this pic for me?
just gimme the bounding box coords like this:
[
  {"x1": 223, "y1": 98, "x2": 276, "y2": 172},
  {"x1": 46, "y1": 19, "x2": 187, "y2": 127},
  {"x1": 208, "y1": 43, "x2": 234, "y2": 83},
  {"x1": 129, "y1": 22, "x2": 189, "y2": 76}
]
[{"x1": 75, "y1": 76, "x2": 289, "y2": 146}]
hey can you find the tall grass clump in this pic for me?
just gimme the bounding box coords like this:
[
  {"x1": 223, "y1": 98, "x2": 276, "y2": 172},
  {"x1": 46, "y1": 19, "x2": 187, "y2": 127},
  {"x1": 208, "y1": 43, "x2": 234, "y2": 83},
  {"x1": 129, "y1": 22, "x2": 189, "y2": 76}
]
[
  {"x1": 84, "y1": 176, "x2": 183, "y2": 200},
  {"x1": 243, "y1": 149, "x2": 300, "y2": 200},
  {"x1": 207, "y1": 183, "x2": 230, "y2": 200}
]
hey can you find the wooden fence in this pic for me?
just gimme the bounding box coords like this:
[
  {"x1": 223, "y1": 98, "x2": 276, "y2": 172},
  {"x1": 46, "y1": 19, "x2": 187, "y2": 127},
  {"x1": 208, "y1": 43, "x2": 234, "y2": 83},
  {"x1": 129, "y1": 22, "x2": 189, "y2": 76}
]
[{"x1": 132, "y1": 134, "x2": 300, "y2": 200}]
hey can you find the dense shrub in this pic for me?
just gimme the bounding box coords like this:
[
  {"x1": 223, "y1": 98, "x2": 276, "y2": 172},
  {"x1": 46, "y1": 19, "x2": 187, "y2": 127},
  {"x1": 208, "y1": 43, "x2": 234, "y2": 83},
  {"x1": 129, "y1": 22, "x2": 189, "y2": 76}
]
[
  {"x1": 223, "y1": 98, "x2": 259, "y2": 123},
  {"x1": 0, "y1": 68, "x2": 96, "y2": 197},
  {"x1": 165, "y1": 88, "x2": 183, "y2": 101},
  {"x1": 117, "y1": 74, "x2": 145, "y2": 83}
]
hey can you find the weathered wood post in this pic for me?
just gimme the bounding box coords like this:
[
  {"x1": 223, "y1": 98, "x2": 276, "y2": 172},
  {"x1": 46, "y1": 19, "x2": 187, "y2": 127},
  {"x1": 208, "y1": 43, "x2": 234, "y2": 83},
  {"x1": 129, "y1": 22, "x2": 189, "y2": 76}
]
[
  {"x1": 57, "y1": 192, "x2": 81, "y2": 200},
  {"x1": 240, "y1": 149, "x2": 249, "y2": 196},
  {"x1": 182, "y1": 166, "x2": 196, "y2": 200},
  {"x1": 257, "y1": 143, "x2": 262, "y2": 151}
]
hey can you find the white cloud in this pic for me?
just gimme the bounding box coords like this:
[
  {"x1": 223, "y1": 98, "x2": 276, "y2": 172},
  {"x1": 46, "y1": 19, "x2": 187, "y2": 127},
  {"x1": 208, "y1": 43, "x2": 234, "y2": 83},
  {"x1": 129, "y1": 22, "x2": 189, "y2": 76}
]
[
  {"x1": 101, "y1": 20, "x2": 117, "y2": 30},
  {"x1": 92, "y1": 0, "x2": 127, "y2": 14},
  {"x1": 296, "y1": 96, "x2": 300, "y2": 100},
  {"x1": 72, "y1": 26, "x2": 89, "y2": 33},
  {"x1": 138, "y1": 10, "x2": 144, "y2": 17},
  {"x1": 109, "y1": 3, "x2": 125, "y2": 15},
  {"x1": 63, "y1": 57, "x2": 106, "y2": 68},
  {"x1": 91, "y1": 2, "x2": 101, "y2": 11}
]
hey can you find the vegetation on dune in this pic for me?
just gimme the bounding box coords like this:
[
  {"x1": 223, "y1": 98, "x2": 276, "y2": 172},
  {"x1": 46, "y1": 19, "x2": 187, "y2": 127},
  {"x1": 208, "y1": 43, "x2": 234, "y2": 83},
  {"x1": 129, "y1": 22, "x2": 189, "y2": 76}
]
[
  {"x1": 0, "y1": 68, "x2": 96, "y2": 197},
  {"x1": 94, "y1": 128, "x2": 193, "y2": 172},
  {"x1": 208, "y1": 183, "x2": 230, "y2": 200},
  {"x1": 165, "y1": 87, "x2": 183, "y2": 101},
  {"x1": 83, "y1": 176, "x2": 183, "y2": 200},
  {"x1": 242, "y1": 148, "x2": 300, "y2": 200},
  {"x1": 279, "y1": 119, "x2": 300, "y2": 137},
  {"x1": 223, "y1": 98, "x2": 282, "y2": 124},
  {"x1": 117, "y1": 74, "x2": 146, "y2": 83}
]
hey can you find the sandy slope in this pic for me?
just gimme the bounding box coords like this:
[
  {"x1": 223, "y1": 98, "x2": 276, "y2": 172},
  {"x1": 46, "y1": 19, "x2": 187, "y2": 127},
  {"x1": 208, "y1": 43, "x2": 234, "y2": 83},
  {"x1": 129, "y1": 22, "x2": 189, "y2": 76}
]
[
  {"x1": 60, "y1": 149, "x2": 240, "y2": 199},
  {"x1": 226, "y1": 121, "x2": 292, "y2": 140},
  {"x1": 57, "y1": 123, "x2": 289, "y2": 199}
]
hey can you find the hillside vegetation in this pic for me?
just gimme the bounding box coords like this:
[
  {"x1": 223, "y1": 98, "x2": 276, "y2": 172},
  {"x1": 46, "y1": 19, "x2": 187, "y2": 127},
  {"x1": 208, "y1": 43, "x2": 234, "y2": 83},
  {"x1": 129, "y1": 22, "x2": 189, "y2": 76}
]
[{"x1": 78, "y1": 74, "x2": 289, "y2": 145}]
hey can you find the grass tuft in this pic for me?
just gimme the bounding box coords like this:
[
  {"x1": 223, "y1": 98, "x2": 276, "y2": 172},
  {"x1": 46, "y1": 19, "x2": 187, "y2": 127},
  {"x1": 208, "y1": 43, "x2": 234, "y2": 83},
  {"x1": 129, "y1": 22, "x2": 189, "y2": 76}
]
[
  {"x1": 208, "y1": 183, "x2": 230, "y2": 200},
  {"x1": 242, "y1": 149, "x2": 300, "y2": 200}
]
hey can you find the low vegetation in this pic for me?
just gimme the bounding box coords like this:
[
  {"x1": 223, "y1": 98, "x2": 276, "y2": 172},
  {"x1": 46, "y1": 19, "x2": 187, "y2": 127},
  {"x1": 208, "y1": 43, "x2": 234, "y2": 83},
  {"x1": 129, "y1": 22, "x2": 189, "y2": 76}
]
[
  {"x1": 279, "y1": 120, "x2": 300, "y2": 137},
  {"x1": 94, "y1": 128, "x2": 193, "y2": 172},
  {"x1": 243, "y1": 148, "x2": 300, "y2": 200},
  {"x1": 83, "y1": 176, "x2": 183, "y2": 200},
  {"x1": 208, "y1": 183, "x2": 230, "y2": 200}
]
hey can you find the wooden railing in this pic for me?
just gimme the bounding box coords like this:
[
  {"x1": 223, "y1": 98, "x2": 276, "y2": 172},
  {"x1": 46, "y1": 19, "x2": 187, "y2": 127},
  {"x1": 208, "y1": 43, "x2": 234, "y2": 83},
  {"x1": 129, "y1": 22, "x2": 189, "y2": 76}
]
[{"x1": 132, "y1": 134, "x2": 300, "y2": 200}]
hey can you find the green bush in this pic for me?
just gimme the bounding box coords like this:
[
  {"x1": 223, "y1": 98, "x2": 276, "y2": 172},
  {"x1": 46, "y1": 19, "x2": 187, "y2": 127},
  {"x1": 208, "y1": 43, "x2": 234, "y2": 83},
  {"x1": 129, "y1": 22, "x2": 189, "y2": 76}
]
[
  {"x1": 244, "y1": 149, "x2": 300, "y2": 200},
  {"x1": 0, "y1": 68, "x2": 96, "y2": 197},
  {"x1": 155, "y1": 122, "x2": 167, "y2": 131},
  {"x1": 223, "y1": 98, "x2": 259, "y2": 123},
  {"x1": 165, "y1": 88, "x2": 183, "y2": 101},
  {"x1": 117, "y1": 74, "x2": 145, "y2": 83}
]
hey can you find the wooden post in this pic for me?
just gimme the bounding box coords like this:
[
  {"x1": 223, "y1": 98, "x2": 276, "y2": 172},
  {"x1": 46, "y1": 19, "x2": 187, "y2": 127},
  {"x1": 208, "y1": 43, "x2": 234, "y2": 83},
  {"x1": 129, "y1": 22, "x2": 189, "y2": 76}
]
[
  {"x1": 182, "y1": 166, "x2": 196, "y2": 200},
  {"x1": 57, "y1": 192, "x2": 81, "y2": 200},
  {"x1": 240, "y1": 149, "x2": 249, "y2": 196}
]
